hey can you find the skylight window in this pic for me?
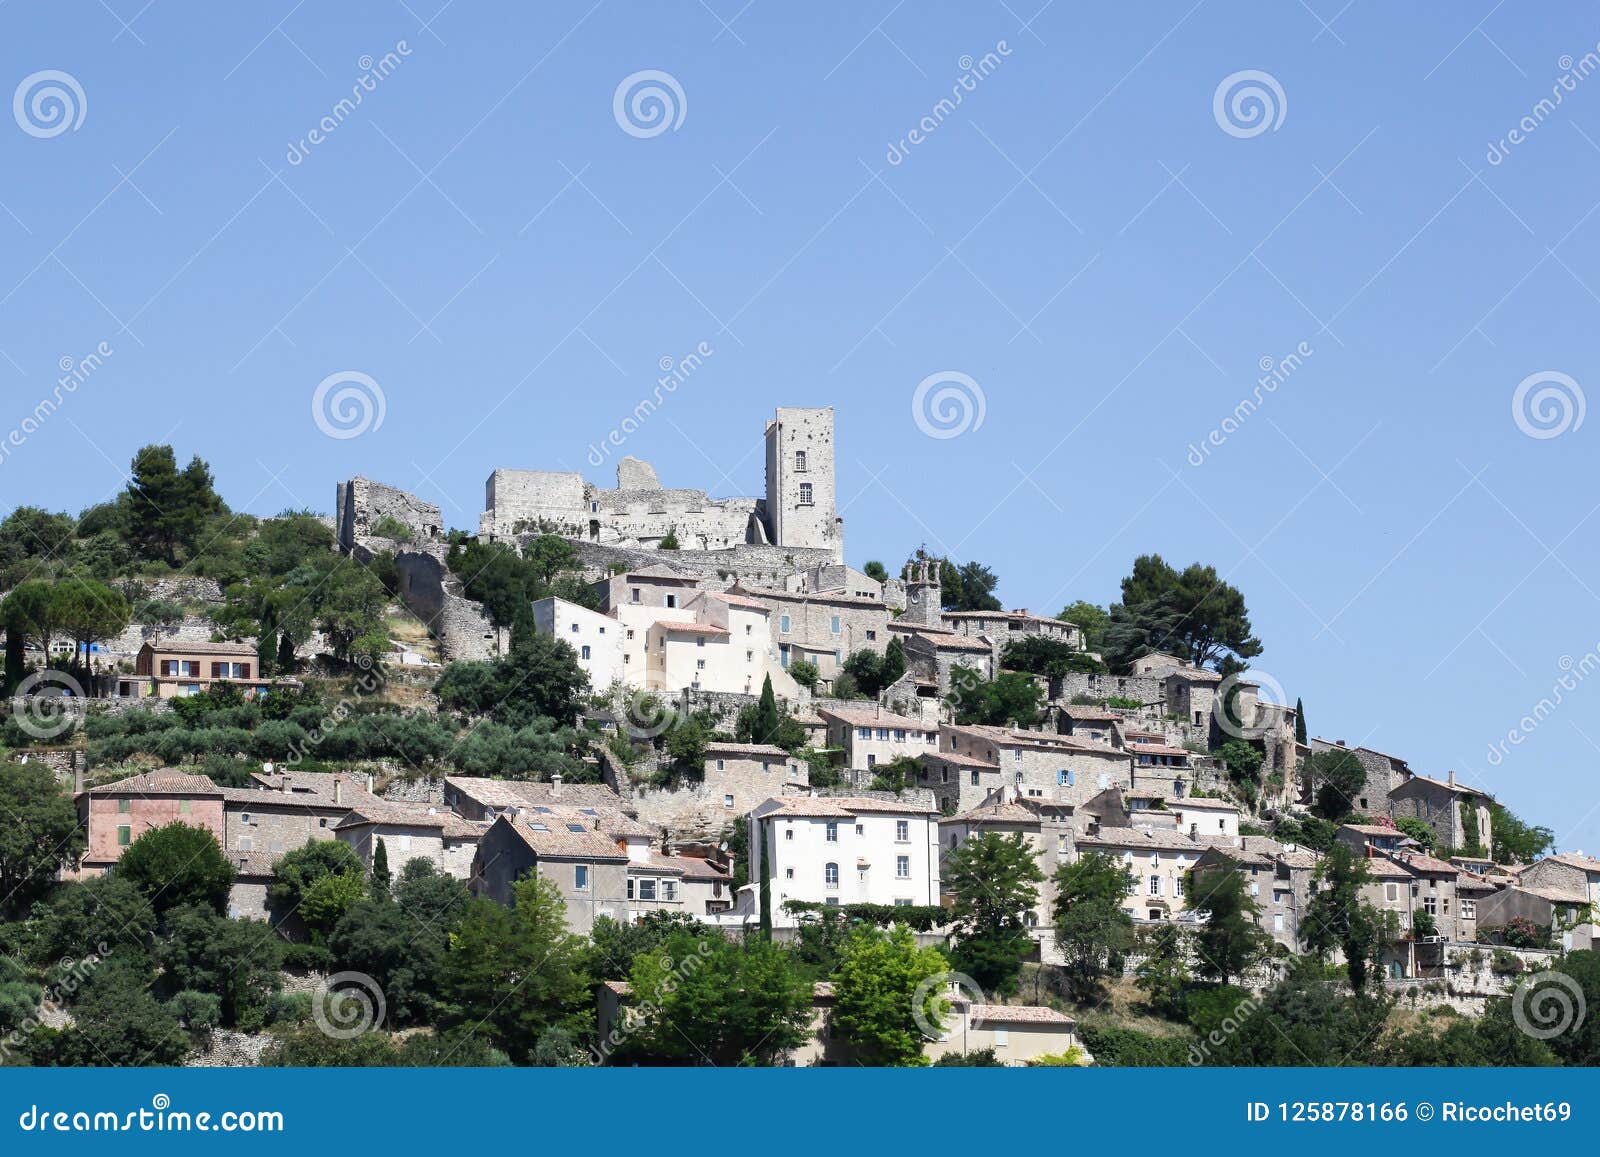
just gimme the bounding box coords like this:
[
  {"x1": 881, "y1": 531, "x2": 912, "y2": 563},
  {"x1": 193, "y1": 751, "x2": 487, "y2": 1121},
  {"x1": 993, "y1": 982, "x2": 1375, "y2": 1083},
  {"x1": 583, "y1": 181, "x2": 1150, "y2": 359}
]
[{"x1": 567, "y1": 823, "x2": 587, "y2": 833}]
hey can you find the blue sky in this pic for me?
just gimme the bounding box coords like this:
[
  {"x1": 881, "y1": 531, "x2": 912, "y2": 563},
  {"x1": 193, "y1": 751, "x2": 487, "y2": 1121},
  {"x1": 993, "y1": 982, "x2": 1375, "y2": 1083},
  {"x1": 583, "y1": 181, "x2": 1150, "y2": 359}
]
[{"x1": 4, "y1": 2, "x2": 1600, "y2": 848}]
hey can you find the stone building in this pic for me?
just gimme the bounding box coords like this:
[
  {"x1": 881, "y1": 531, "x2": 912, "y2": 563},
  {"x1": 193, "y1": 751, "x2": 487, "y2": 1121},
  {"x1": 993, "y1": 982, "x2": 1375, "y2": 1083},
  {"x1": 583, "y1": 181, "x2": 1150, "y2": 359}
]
[
  {"x1": 815, "y1": 704, "x2": 940, "y2": 771},
  {"x1": 1388, "y1": 772, "x2": 1494, "y2": 855},
  {"x1": 441, "y1": 775, "x2": 622, "y2": 822},
  {"x1": 942, "y1": 608, "x2": 1082, "y2": 650},
  {"x1": 627, "y1": 742, "x2": 810, "y2": 836},
  {"x1": 923, "y1": 723, "x2": 1134, "y2": 814},
  {"x1": 335, "y1": 801, "x2": 488, "y2": 881},
  {"x1": 938, "y1": 793, "x2": 1073, "y2": 936},
  {"x1": 476, "y1": 406, "x2": 843, "y2": 562},
  {"x1": 74, "y1": 770, "x2": 225, "y2": 876},
  {"x1": 532, "y1": 595, "x2": 625, "y2": 691},
  {"x1": 1519, "y1": 853, "x2": 1600, "y2": 910},
  {"x1": 732, "y1": 581, "x2": 892, "y2": 684},
  {"x1": 1307, "y1": 738, "x2": 1411, "y2": 815},
  {"x1": 334, "y1": 476, "x2": 443, "y2": 551}
]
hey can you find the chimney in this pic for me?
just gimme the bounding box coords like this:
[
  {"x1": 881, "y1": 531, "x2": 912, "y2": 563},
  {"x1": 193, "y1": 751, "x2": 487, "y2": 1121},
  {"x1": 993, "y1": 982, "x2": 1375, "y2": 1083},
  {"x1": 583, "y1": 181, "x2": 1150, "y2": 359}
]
[
  {"x1": 551, "y1": 772, "x2": 563, "y2": 798},
  {"x1": 1447, "y1": 770, "x2": 1456, "y2": 788},
  {"x1": 281, "y1": 775, "x2": 292, "y2": 795},
  {"x1": 1335, "y1": 740, "x2": 1346, "y2": 747},
  {"x1": 366, "y1": 772, "x2": 374, "y2": 794},
  {"x1": 73, "y1": 766, "x2": 85, "y2": 794},
  {"x1": 875, "y1": 705, "x2": 883, "y2": 719},
  {"x1": 334, "y1": 778, "x2": 343, "y2": 806}
]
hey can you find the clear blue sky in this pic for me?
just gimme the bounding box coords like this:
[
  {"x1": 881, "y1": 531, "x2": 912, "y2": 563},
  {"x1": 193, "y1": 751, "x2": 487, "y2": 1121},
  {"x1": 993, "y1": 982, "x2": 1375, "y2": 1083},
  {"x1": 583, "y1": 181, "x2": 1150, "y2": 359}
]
[{"x1": 5, "y1": 3, "x2": 1599, "y2": 850}]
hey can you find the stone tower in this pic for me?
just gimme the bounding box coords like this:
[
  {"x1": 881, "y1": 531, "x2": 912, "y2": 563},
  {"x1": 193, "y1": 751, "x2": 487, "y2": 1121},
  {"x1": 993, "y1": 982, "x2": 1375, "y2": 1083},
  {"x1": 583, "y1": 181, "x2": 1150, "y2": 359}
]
[
  {"x1": 763, "y1": 407, "x2": 843, "y2": 562},
  {"x1": 901, "y1": 560, "x2": 943, "y2": 627}
]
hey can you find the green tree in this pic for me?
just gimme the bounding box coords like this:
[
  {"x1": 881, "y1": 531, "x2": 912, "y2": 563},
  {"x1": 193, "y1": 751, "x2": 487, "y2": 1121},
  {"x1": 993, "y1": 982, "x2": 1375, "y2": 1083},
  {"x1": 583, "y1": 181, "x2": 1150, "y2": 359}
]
[
  {"x1": 115, "y1": 821, "x2": 234, "y2": 917},
  {"x1": 1394, "y1": 817, "x2": 1436, "y2": 851},
  {"x1": 1490, "y1": 804, "x2": 1555, "y2": 864},
  {"x1": 1052, "y1": 853, "x2": 1136, "y2": 997},
  {"x1": 658, "y1": 529, "x2": 680, "y2": 550},
  {"x1": 0, "y1": 762, "x2": 84, "y2": 917},
  {"x1": 29, "y1": 875, "x2": 156, "y2": 963},
  {"x1": 623, "y1": 930, "x2": 812, "y2": 1065},
  {"x1": 1294, "y1": 697, "x2": 1307, "y2": 744},
  {"x1": 1102, "y1": 554, "x2": 1261, "y2": 673},
  {"x1": 590, "y1": 911, "x2": 702, "y2": 979},
  {"x1": 1302, "y1": 747, "x2": 1368, "y2": 820},
  {"x1": 948, "y1": 667, "x2": 1043, "y2": 727},
  {"x1": 1057, "y1": 600, "x2": 1109, "y2": 652},
  {"x1": 1304, "y1": 843, "x2": 1384, "y2": 993},
  {"x1": 158, "y1": 905, "x2": 283, "y2": 1029},
  {"x1": 328, "y1": 897, "x2": 447, "y2": 1027},
  {"x1": 1211, "y1": 739, "x2": 1264, "y2": 793},
  {"x1": 862, "y1": 560, "x2": 888, "y2": 583},
  {"x1": 787, "y1": 659, "x2": 820, "y2": 691},
  {"x1": 125, "y1": 444, "x2": 225, "y2": 565},
  {"x1": 370, "y1": 837, "x2": 391, "y2": 897},
  {"x1": 663, "y1": 714, "x2": 710, "y2": 778},
  {"x1": 1188, "y1": 867, "x2": 1270, "y2": 986},
  {"x1": 1001, "y1": 635, "x2": 1107, "y2": 677},
  {"x1": 868, "y1": 755, "x2": 921, "y2": 795},
  {"x1": 831, "y1": 925, "x2": 950, "y2": 1066},
  {"x1": 268, "y1": 838, "x2": 367, "y2": 925},
  {"x1": 441, "y1": 875, "x2": 594, "y2": 1061},
  {"x1": 300, "y1": 872, "x2": 369, "y2": 938},
  {"x1": 2, "y1": 581, "x2": 59, "y2": 691},
  {"x1": 1191, "y1": 964, "x2": 1388, "y2": 1066},
  {"x1": 49, "y1": 578, "x2": 131, "y2": 684},
  {"x1": 1134, "y1": 923, "x2": 1191, "y2": 1018},
  {"x1": 749, "y1": 674, "x2": 782, "y2": 745},
  {"x1": 943, "y1": 832, "x2": 1043, "y2": 996},
  {"x1": 436, "y1": 630, "x2": 588, "y2": 729},
  {"x1": 1542, "y1": 949, "x2": 1600, "y2": 1065},
  {"x1": 50, "y1": 955, "x2": 189, "y2": 1066}
]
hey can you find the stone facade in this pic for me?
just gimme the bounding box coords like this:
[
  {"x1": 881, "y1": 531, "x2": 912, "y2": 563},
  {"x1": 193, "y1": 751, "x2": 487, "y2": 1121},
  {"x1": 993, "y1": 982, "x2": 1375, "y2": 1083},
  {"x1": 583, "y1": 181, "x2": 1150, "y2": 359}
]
[
  {"x1": 1307, "y1": 739, "x2": 1409, "y2": 814},
  {"x1": 1388, "y1": 773, "x2": 1493, "y2": 855},
  {"x1": 392, "y1": 544, "x2": 504, "y2": 662},
  {"x1": 627, "y1": 743, "x2": 809, "y2": 837},
  {"x1": 335, "y1": 476, "x2": 443, "y2": 551}
]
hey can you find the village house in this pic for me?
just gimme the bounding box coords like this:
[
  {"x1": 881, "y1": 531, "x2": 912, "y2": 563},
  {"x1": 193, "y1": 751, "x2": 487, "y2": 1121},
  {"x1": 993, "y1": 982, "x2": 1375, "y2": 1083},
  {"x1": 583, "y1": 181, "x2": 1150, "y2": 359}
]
[
  {"x1": 927, "y1": 722, "x2": 1135, "y2": 814},
  {"x1": 627, "y1": 741, "x2": 811, "y2": 836},
  {"x1": 442, "y1": 774, "x2": 622, "y2": 822},
  {"x1": 1335, "y1": 822, "x2": 1418, "y2": 858},
  {"x1": 1054, "y1": 704, "x2": 1124, "y2": 746},
  {"x1": 941, "y1": 608, "x2": 1082, "y2": 649},
  {"x1": 471, "y1": 803, "x2": 655, "y2": 933},
  {"x1": 1307, "y1": 738, "x2": 1411, "y2": 815},
  {"x1": 939, "y1": 793, "x2": 1074, "y2": 939},
  {"x1": 1519, "y1": 852, "x2": 1600, "y2": 911},
  {"x1": 124, "y1": 640, "x2": 293, "y2": 700},
  {"x1": 532, "y1": 595, "x2": 625, "y2": 691},
  {"x1": 335, "y1": 801, "x2": 488, "y2": 881},
  {"x1": 1074, "y1": 826, "x2": 1213, "y2": 922},
  {"x1": 1171, "y1": 797, "x2": 1241, "y2": 846},
  {"x1": 641, "y1": 589, "x2": 797, "y2": 698},
  {"x1": 815, "y1": 704, "x2": 939, "y2": 771},
  {"x1": 74, "y1": 769, "x2": 225, "y2": 876},
  {"x1": 1388, "y1": 772, "x2": 1494, "y2": 856},
  {"x1": 221, "y1": 771, "x2": 374, "y2": 879},
  {"x1": 748, "y1": 795, "x2": 941, "y2": 928},
  {"x1": 731, "y1": 577, "x2": 891, "y2": 683},
  {"x1": 1193, "y1": 839, "x2": 1320, "y2": 950}
]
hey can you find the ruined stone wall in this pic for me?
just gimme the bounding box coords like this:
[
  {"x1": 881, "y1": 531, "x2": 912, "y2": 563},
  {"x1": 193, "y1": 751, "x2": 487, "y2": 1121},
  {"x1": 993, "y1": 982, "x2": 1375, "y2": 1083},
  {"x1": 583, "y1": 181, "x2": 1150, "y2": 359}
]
[
  {"x1": 392, "y1": 545, "x2": 504, "y2": 663},
  {"x1": 336, "y1": 477, "x2": 443, "y2": 551},
  {"x1": 1052, "y1": 671, "x2": 1166, "y2": 706},
  {"x1": 629, "y1": 757, "x2": 810, "y2": 838},
  {"x1": 568, "y1": 540, "x2": 835, "y2": 587}
]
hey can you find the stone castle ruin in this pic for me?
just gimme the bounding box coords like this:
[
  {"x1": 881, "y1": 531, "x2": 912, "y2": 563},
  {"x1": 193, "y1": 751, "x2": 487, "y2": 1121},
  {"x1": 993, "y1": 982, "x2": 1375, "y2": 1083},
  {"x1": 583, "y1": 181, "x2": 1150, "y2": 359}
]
[
  {"x1": 335, "y1": 406, "x2": 846, "y2": 661},
  {"x1": 476, "y1": 406, "x2": 843, "y2": 562}
]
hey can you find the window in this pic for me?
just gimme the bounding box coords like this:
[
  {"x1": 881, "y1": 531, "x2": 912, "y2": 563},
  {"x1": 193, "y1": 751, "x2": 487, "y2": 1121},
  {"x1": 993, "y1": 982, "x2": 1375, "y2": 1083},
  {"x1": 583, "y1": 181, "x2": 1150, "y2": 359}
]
[
  {"x1": 785, "y1": 867, "x2": 794, "y2": 879},
  {"x1": 857, "y1": 727, "x2": 871, "y2": 740},
  {"x1": 1057, "y1": 769, "x2": 1074, "y2": 786},
  {"x1": 994, "y1": 1028, "x2": 1009, "y2": 1047},
  {"x1": 179, "y1": 799, "x2": 190, "y2": 813},
  {"x1": 580, "y1": 645, "x2": 591, "y2": 660},
  {"x1": 825, "y1": 822, "x2": 838, "y2": 842},
  {"x1": 896, "y1": 855, "x2": 910, "y2": 879},
  {"x1": 895, "y1": 898, "x2": 913, "y2": 907},
  {"x1": 1461, "y1": 899, "x2": 1477, "y2": 919},
  {"x1": 575, "y1": 865, "x2": 589, "y2": 889},
  {"x1": 896, "y1": 820, "x2": 909, "y2": 842},
  {"x1": 660, "y1": 880, "x2": 678, "y2": 901},
  {"x1": 780, "y1": 614, "x2": 791, "y2": 633},
  {"x1": 970, "y1": 770, "x2": 980, "y2": 786},
  {"x1": 1218, "y1": 818, "x2": 1225, "y2": 831},
  {"x1": 798, "y1": 483, "x2": 813, "y2": 505},
  {"x1": 118, "y1": 798, "x2": 131, "y2": 814},
  {"x1": 696, "y1": 636, "x2": 705, "y2": 648},
  {"x1": 795, "y1": 450, "x2": 807, "y2": 472},
  {"x1": 398, "y1": 835, "x2": 411, "y2": 852},
  {"x1": 866, "y1": 629, "x2": 876, "y2": 641},
  {"x1": 723, "y1": 794, "x2": 734, "y2": 808},
  {"x1": 893, "y1": 729, "x2": 906, "y2": 741},
  {"x1": 824, "y1": 862, "x2": 839, "y2": 889},
  {"x1": 638, "y1": 878, "x2": 658, "y2": 901},
  {"x1": 664, "y1": 594, "x2": 678, "y2": 608},
  {"x1": 626, "y1": 629, "x2": 635, "y2": 640},
  {"x1": 1149, "y1": 875, "x2": 1161, "y2": 896},
  {"x1": 831, "y1": 615, "x2": 841, "y2": 634},
  {"x1": 696, "y1": 659, "x2": 706, "y2": 670},
  {"x1": 1385, "y1": 883, "x2": 1399, "y2": 902},
  {"x1": 784, "y1": 828, "x2": 794, "y2": 840},
  {"x1": 631, "y1": 588, "x2": 641, "y2": 603},
  {"x1": 855, "y1": 823, "x2": 864, "y2": 836},
  {"x1": 117, "y1": 825, "x2": 131, "y2": 846},
  {"x1": 1273, "y1": 912, "x2": 1285, "y2": 932},
  {"x1": 570, "y1": 623, "x2": 579, "y2": 633},
  {"x1": 1423, "y1": 896, "x2": 1438, "y2": 916}
]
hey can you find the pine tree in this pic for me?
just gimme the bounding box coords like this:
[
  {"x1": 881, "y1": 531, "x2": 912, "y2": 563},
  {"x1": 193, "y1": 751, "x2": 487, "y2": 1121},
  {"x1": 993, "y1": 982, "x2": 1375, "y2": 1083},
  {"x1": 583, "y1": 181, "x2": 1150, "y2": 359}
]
[
  {"x1": 371, "y1": 838, "x2": 391, "y2": 898},
  {"x1": 1295, "y1": 697, "x2": 1307, "y2": 745}
]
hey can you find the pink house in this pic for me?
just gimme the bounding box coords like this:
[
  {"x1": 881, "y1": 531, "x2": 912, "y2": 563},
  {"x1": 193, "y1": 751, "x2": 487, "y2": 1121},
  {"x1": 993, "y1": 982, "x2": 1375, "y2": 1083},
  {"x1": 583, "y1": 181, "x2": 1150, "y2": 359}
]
[{"x1": 75, "y1": 770, "x2": 225, "y2": 875}]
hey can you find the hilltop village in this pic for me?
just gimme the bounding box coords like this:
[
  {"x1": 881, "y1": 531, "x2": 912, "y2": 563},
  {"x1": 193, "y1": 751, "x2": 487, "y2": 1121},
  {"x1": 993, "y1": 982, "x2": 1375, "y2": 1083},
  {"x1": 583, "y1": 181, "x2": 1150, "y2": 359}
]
[{"x1": 0, "y1": 406, "x2": 1595, "y2": 1068}]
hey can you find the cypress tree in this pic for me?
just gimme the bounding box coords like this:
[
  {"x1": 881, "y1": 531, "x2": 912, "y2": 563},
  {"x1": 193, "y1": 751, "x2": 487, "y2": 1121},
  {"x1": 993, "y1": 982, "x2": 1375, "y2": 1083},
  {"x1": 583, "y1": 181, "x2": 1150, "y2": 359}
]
[
  {"x1": 371, "y1": 837, "x2": 391, "y2": 898},
  {"x1": 1294, "y1": 697, "x2": 1307, "y2": 745},
  {"x1": 753, "y1": 674, "x2": 781, "y2": 745}
]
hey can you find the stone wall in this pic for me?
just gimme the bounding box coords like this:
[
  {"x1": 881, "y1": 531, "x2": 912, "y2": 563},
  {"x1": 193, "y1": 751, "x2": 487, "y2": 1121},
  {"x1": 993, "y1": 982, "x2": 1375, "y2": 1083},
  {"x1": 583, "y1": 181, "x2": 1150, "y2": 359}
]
[
  {"x1": 392, "y1": 545, "x2": 504, "y2": 663},
  {"x1": 1051, "y1": 671, "x2": 1166, "y2": 706},
  {"x1": 568, "y1": 539, "x2": 835, "y2": 588},
  {"x1": 335, "y1": 476, "x2": 443, "y2": 551}
]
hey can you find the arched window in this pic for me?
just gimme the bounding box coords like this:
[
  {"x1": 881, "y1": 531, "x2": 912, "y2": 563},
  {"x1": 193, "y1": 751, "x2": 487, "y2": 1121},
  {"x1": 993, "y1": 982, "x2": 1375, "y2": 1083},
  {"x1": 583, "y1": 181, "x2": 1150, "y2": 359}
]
[{"x1": 824, "y1": 862, "x2": 839, "y2": 889}]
